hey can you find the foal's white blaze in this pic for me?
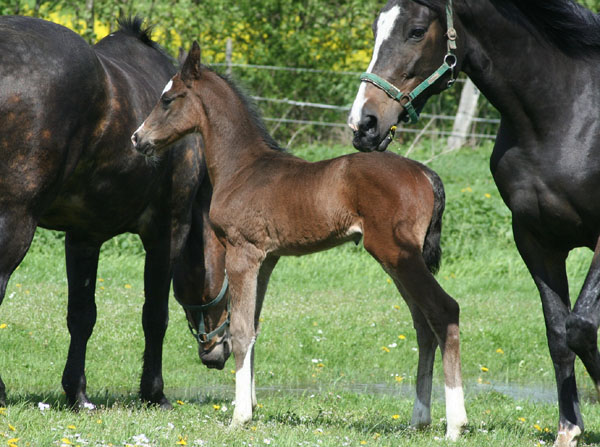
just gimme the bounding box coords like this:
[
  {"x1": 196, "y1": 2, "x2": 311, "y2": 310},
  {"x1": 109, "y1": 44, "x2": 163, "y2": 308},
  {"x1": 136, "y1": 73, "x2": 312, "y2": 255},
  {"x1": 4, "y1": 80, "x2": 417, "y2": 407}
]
[
  {"x1": 161, "y1": 79, "x2": 173, "y2": 95},
  {"x1": 132, "y1": 121, "x2": 146, "y2": 145},
  {"x1": 348, "y1": 5, "x2": 402, "y2": 129},
  {"x1": 232, "y1": 337, "x2": 256, "y2": 426},
  {"x1": 444, "y1": 386, "x2": 467, "y2": 440}
]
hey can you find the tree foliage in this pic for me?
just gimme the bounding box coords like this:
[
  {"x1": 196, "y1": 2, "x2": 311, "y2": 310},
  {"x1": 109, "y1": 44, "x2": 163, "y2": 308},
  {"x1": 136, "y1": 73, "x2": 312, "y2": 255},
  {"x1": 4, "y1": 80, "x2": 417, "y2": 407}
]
[{"x1": 2, "y1": 0, "x2": 599, "y2": 143}]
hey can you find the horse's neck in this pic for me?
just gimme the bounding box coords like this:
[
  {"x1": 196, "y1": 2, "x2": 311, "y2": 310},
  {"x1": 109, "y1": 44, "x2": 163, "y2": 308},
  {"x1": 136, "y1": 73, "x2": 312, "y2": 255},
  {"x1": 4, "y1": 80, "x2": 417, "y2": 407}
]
[
  {"x1": 459, "y1": 1, "x2": 598, "y2": 140},
  {"x1": 202, "y1": 97, "x2": 272, "y2": 188}
]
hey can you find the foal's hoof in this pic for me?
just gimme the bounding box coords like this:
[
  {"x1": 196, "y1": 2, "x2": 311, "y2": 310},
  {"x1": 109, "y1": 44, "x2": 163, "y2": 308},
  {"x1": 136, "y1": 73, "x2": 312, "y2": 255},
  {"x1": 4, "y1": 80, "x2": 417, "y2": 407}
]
[{"x1": 230, "y1": 413, "x2": 252, "y2": 428}]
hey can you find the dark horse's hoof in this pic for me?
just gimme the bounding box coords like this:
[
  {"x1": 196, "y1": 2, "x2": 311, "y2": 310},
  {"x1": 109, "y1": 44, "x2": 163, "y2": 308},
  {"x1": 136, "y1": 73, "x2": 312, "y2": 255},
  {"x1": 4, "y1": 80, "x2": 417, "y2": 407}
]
[{"x1": 143, "y1": 395, "x2": 173, "y2": 410}]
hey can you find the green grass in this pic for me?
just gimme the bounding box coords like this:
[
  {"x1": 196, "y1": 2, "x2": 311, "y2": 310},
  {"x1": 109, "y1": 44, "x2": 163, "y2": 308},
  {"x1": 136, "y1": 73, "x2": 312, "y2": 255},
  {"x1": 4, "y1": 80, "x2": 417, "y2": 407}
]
[{"x1": 1, "y1": 141, "x2": 599, "y2": 446}]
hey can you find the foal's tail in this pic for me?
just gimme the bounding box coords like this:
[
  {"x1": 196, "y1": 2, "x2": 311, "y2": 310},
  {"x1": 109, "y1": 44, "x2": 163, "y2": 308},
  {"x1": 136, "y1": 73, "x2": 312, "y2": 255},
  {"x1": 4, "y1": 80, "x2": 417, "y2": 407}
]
[{"x1": 421, "y1": 167, "x2": 445, "y2": 275}]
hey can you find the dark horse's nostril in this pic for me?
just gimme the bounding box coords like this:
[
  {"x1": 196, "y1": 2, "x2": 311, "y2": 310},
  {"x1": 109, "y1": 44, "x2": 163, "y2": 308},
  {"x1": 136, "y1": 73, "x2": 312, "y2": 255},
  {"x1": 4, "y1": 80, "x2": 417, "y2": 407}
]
[
  {"x1": 358, "y1": 114, "x2": 378, "y2": 135},
  {"x1": 131, "y1": 132, "x2": 138, "y2": 146}
]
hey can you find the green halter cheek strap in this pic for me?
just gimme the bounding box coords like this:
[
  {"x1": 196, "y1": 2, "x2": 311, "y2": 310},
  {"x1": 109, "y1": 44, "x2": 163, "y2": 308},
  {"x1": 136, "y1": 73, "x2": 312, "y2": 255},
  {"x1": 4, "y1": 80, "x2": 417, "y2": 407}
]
[
  {"x1": 180, "y1": 272, "x2": 230, "y2": 345},
  {"x1": 360, "y1": 0, "x2": 457, "y2": 125}
]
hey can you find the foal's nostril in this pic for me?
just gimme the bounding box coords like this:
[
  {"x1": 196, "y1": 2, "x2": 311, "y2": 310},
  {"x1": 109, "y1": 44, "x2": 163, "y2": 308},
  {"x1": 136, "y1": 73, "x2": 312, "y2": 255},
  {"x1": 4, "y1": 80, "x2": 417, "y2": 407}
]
[{"x1": 131, "y1": 132, "x2": 138, "y2": 146}]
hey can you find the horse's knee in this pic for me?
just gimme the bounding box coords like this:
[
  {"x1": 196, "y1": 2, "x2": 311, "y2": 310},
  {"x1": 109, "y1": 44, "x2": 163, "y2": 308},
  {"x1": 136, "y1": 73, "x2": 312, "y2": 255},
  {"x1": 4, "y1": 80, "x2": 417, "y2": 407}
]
[{"x1": 566, "y1": 313, "x2": 597, "y2": 355}]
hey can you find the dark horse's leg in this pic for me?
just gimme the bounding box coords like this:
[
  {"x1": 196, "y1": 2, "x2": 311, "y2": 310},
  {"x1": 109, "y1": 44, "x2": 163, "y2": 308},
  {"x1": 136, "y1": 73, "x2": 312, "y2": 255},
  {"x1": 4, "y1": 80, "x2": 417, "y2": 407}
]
[
  {"x1": 62, "y1": 233, "x2": 101, "y2": 409},
  {"x1": 139, "y1": 239, "x2": 172, "y2": 409},
  {"x1": 0, "y1": 210, "x2": 38, "y2": 406},
  {"x1": 566, "y1": 238, "x2": 600, "y2": 398},
  {"x1": 513, "y1": 222, "x2": 582, "y2": 445}
]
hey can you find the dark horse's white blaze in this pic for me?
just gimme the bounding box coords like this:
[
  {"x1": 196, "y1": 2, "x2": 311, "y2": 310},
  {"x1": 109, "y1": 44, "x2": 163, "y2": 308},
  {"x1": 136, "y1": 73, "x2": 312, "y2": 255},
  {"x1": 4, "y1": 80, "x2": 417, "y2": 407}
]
[
  {"x1": 133, "y1": 42, "x2": 468, "y2": 440},
  {"x1": 348, "y1": 5, "x2": 402, "y2": 130}
]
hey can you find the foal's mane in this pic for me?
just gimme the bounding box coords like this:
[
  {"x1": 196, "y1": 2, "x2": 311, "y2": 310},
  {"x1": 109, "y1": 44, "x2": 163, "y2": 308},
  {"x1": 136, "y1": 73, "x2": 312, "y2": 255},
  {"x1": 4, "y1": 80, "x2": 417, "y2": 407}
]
[
  {"x1": 415, "y1": 0, "x2": 600, "y2": 56},
  {"x1": 206, "y1": 66, "x2": 286, "y2": 152}
]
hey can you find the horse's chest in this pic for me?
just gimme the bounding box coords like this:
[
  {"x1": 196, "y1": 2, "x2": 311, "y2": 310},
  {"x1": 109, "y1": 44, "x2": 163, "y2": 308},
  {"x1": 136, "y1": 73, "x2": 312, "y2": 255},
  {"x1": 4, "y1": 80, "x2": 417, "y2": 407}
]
[{"x1": 493, "y1": 160, "x2": 595, "y2": 247}]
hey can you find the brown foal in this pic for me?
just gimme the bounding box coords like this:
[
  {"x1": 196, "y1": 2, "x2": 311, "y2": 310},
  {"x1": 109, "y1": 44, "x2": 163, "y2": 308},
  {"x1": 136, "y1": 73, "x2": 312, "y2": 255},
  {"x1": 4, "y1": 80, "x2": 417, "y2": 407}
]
[{"x1": 132, "y1": 42, "x2": 467, "y2": 439}]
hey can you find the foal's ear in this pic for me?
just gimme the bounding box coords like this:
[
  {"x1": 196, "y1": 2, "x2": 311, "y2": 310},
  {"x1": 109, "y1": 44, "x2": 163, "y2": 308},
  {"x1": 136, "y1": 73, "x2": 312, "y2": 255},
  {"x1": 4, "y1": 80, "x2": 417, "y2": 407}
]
[{"x1": 181, "y1": 41, "x2": 202, "y2": 81}]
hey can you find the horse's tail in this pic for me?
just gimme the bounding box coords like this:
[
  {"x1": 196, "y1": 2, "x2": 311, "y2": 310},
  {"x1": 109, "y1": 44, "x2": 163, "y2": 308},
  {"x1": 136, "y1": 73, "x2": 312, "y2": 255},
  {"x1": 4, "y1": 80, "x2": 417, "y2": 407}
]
[{"x1": 421, "y1": 167, "x2": 445, "y2": 275}]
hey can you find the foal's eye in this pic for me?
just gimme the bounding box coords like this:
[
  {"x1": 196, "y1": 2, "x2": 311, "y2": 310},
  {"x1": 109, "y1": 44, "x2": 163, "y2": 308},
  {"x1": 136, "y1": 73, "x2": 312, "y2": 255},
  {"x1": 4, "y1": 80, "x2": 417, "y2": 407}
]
[
  {"x1": 409, "y1": 27, "x2": 427, "y2": 40},
  {"x1": 162, "y1": 96, "x2": 174, "y2": 106}
]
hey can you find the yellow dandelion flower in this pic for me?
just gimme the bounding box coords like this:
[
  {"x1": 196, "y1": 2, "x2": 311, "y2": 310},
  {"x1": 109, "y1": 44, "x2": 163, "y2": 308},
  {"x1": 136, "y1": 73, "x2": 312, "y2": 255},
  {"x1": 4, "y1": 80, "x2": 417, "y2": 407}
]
[
  {"x1": 213, "y1": 404, "x2": 221, "y2": 411},
  {"x1": 496, "y1": 348, "x2": 504, "y2": 354},
  {"x1": 257, "y1": 403, "x2": 263, "y2": 409},
  {"x1": 0, "y1": 324, "x2": 6, "y2": 329},
  {"x1": 398, "y1": 334, "x2": 406, "y2": 340},
  {"x1": 518, "y1": 417, "x2": 526, "y2": 422},
  {"x1": 61, "y1": 438, "x2": 73, "y2": 445},
  {"x1": 8, "y1": 424, "x2": 15, "y2": 431},
  {"x1": 67, "y1": 425, "x2": 76, "y2": 430},
  {"x1": 386, "y1": 278, "x2": 392, "y2": 284},
  {"x1": 480, "y1": 366, "x2": 489, "y2": 372},
  {"x1": 393, "y1": 305, "x2": 401, "y2": 310},
  {"x1": 176, "y1": 436, "x2": 187, "y2": 445},
  {"x1": 98, "y1": 278, "x2": 104, "y2": 282},
  {"x1": 0, "y1": 408, "x2": 5, "y2": 415},
  {"x1": 534, "y1": 424, "x2": 542, "y2": 432},
  {"x1": 7, "y1": 438, "x2": 19, "y2": 446},
  {"x1": 373, "y1": 433, "x2": 381, "y2": 440},
  {"x1": 392, "y1": 414, "x2": 400, "y2": 420},
  {"x1": 251, "y1": 426, "x2": 257, "y2": 432},
  {"x1": 317, "y1": 363, "x2": 325, "y2": 368},
  {"x1": 177, "y1": 400, "x2": 185, "y2": 406},
  {"x1": 124, "y1": 284, "x2": 132, "y2": 289},
  {"x1": 360, "y1": 441, "x2": 367, "y2": 445},
  {"x1": 484, "y1": 193, "x2": 491, "y2": 198},
  {"x1": 381, "y1": 346, "x2": 390, "y2": 353},
  {"x1": 394, "y1": 376, "x2": 404, "y2": 383},
  {"x1": 96, "y1": 419, "x2": 102, "y2": 424}
]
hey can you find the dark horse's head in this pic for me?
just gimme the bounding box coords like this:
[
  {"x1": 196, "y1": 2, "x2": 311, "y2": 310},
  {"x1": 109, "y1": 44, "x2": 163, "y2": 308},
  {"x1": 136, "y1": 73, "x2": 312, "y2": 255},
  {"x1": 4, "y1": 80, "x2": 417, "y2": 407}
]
[
  {"x1": 348, "y1": 0, "x2": 464, "y2": 152},
  {"x1": 172, "y1": 196, "x2": 232, "y2": 370}
]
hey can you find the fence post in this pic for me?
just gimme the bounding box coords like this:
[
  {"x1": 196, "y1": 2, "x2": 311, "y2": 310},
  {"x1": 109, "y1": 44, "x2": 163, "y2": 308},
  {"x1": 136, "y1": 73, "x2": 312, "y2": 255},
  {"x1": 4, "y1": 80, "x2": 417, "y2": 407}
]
[
  {"x1": 226, "y1": 38, "x2": 233, "y2": 77},
  {"x1": 448, "y1": 78, "x2": 480, "y2": 150}
]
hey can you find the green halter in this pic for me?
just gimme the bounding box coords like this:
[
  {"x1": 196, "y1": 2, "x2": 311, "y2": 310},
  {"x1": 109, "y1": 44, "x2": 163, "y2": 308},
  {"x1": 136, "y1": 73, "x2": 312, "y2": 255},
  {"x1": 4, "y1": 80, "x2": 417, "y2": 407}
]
[
  {"x1": 360, "y1": 0, "x2": 457, "y2": 124},
  {"x1": 179, "y1": 273, "x2": 230, "y2": 345}
]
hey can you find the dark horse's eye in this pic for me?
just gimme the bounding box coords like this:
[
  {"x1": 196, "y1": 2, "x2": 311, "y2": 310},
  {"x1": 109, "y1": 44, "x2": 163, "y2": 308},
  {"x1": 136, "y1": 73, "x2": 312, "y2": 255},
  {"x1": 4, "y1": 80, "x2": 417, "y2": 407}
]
[
  {"x1": 409, "y1": 27, "x2": 427, "y2": 40},
  {"x1": 161, "y1": 96, "x2": 174, "y2": 108}
]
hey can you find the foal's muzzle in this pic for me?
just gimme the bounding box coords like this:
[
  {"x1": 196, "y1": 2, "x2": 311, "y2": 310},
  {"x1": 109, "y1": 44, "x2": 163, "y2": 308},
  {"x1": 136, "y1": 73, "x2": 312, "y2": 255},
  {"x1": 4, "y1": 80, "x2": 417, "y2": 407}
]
[{"x1": 131, "y1": 131, "x2": 156, "y2": 156}]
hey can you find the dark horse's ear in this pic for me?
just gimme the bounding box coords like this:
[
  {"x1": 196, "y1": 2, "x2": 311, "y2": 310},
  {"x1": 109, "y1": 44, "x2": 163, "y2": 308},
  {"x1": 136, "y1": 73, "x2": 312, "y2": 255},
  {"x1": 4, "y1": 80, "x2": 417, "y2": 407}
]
[{"x1": 181, "y1": 41, "x2": 201, "y2": 81}]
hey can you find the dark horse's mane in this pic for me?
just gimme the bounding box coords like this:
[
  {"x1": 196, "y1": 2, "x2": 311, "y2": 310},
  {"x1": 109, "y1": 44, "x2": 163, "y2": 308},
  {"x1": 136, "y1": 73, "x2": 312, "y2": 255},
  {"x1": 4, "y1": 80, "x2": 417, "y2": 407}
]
[
  {"x1": 416, "y1": 0, "x2": 600, "y2": 56},
  {"x1": 206, "y1": 66, "x2": 286, "y2": 152},
  {"x1": 115, "y1": 16, "x2": 157, "y2": 48}
]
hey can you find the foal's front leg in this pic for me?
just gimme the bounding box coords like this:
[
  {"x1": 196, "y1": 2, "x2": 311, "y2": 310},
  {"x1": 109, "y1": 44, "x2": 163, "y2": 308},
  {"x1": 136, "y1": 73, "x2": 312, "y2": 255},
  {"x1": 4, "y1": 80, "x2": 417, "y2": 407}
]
[{"x1": 227, "y1": 248, "x2": 263, "y2": 427}]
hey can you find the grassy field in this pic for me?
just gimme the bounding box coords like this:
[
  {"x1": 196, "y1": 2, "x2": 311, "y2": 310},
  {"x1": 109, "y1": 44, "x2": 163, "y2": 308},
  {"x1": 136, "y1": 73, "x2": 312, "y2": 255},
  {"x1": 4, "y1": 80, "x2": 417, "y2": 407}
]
[{"x1": 1, "y1": 141, "x2": 599, "y2": 446}]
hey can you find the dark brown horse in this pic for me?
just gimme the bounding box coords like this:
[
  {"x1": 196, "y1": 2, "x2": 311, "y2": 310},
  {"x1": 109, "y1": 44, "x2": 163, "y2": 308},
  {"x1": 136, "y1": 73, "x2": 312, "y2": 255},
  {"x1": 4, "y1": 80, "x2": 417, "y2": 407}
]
[
  {"x1": 0, "y1": 16, "x2": 226, "y2": 410},
  {"x1": 132, "y1": 42, "x2": 467, "y2": 439},
  {"x1": 347, "y1": 1, "x2": 600, "y2": 445}
]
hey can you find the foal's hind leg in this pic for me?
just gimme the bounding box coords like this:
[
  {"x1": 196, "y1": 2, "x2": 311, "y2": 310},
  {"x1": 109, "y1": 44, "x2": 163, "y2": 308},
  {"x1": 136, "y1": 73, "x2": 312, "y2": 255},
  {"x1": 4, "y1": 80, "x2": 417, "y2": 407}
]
[
  {"x1": 62, "y1": 233, "x2": 101, "y2": 409},
  {"x1": 401, "y1": 297, "x2": 438, "y2": 428},
  {"x1": 392, "y1": 260, "x2": 466, "y2": 439},
  {"x1": 0, "y1": 210, "x2": 38, "y2": 406}
]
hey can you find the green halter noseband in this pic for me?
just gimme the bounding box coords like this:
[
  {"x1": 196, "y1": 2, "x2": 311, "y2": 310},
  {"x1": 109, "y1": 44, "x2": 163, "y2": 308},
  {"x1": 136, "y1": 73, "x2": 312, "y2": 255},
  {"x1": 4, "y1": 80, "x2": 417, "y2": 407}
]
[
  {"x1": 179, "y1": 272, "x2": 230, "y2": 345},
  {"x1": 360, "y1": 0, "x2": 458, "y2": 125}
]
